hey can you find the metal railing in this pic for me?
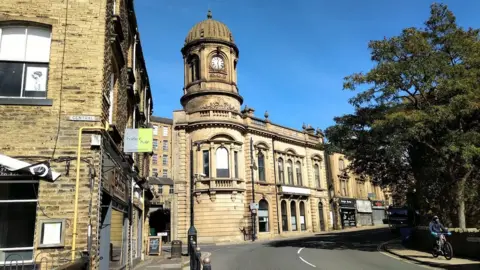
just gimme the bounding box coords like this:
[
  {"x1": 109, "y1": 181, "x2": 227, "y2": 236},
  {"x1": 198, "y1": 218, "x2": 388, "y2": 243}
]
[
  {"x1": 1, "y1": 250, "x2": 88, "y2": 270},
  {"x1": 189, "y1": 240, "x2": 212, "y2": 270}
]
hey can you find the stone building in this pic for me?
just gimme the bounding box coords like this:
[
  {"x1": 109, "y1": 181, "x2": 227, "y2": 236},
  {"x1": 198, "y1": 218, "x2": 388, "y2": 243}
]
[
  {"x1": 150, "y1": 116, "x2": 173, "y2": 178},
  {"x1": 171, "y1": 11, "x2": 330, "y2": 243},
  {"x1": 327, "y1": 153, "x2": 393, "y2": 230},
  {"x1": 0, "y1": 0, "x2": 153, "y2": 269}
]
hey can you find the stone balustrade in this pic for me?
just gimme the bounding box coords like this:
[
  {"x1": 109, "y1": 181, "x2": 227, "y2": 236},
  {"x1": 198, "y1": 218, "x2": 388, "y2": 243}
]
[{"x1": 195, "y1": 178, "x2": 246, "y2": 192}]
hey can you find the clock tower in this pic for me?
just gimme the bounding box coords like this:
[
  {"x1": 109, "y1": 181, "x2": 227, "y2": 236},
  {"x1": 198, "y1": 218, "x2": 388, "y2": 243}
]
[{"x1": 180, "y1": 10, "x2": 243, "y2": 112}]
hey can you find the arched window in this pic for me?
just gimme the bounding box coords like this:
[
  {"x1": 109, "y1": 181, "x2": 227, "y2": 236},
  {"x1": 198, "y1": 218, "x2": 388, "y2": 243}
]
[
  {"x1": 339, "y1": 159, "x2": 345, "y2": 171},
  {"x1": 188, "y1": 54, "x2": 200, "y2": 82},
  {"x1": 281, "y1": 200, "x2": 288, "y2": 231},
  {"x1": 258, "y1": 150, "x2": 265, "y2": 182},
  {"x1": 295, "y1": 161, "x2": 302, "y2": 186},
  {"x1": 216, "y1": 147, "x2": 229, "y2": 177},
  {"x1": 314, "y1": 164, "x2": 321, "y2": 188},
  {"x1": 258, "y1": 199, "x2": 269, "y2": 232},
  {"x1": 287, "y1": 159, "x2": 293, "y2": 185},
  {"x1": 300, "y1": 201, "x2": 306, "y2": 231},
  {"x1": 278, "y1": 158, "x2": 284, "y2": 184},
  {"x1": 290, "y1": 201, "x2": 297, "y2": 231}
]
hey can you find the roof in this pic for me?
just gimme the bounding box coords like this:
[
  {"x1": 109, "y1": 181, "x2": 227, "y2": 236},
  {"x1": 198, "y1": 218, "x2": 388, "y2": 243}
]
[
  {"x1": 185, "y1": 10, "x2": 234, "y2": 45},
  {"x1": 148, "y1": 177, "x2": 174, "y2": 186},
  {"x1": 151, "y1": 116, "x2": 173, "y2": 125}
]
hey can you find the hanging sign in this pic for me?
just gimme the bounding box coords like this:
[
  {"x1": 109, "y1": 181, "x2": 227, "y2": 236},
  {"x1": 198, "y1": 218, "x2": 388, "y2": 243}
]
[{"x1": 124, "y1": 128, "x2": 153, "y2": 153}]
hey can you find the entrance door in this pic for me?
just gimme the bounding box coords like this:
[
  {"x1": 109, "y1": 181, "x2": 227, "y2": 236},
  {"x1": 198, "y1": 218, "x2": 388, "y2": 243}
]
[
  {"x1": 318, "y1": 202, "x2": 325, "y2": 231},
  {"x1": 99, "y1": 194, "x2": 112, "y2": 270}
]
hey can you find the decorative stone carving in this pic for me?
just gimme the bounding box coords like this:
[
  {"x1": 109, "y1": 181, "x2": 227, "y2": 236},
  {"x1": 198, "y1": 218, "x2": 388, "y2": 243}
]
[
  {"x1": 195, "y1": 192, "x2": 202, "y2": 204},
  {"x1": 209, "y1": 191, "x2": 217, "y2": 202},
  {"x1": 200, "y1": 101, "x2": 236, "y2": 111},
  {"x1": 231, "y1": 191, "x2": 238, "y2": 202}
]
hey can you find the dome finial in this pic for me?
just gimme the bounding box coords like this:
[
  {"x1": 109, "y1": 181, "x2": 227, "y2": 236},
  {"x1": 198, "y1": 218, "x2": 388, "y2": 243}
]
[{"x1": 207, "y1": 9, "x2": 212, "y2": 19}]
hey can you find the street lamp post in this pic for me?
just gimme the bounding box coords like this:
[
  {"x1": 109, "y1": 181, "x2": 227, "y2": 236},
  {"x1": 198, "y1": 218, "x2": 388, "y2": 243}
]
[
  {"x1": 250, "y1": 137, "x2": 257, "y2": 242},
  {"x1": 188, "y1": 140, "x2": 196, "y2": 256}
]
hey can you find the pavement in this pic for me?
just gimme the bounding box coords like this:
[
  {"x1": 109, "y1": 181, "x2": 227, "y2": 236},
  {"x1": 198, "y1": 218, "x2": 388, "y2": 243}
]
[{"x1": 135, "y1": 226, "x2": 480, "y2": 269}]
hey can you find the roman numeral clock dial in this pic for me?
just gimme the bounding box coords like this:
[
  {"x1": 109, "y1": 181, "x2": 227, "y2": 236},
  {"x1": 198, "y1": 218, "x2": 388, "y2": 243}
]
[{"x1": 210, "y1": 56, "x2": 224, "y2": 70}]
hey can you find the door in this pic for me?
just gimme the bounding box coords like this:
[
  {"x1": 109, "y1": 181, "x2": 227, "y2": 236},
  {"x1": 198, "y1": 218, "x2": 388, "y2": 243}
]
[
  {"x1": 372, "y1": 209, "x2": 385, "y2": 225},
  {"x1": 99, "y1": 194, "x2": 112, "y2": 270},
  {"x1": 318, "y1": 202, "x2": 325, "y2": 231}
]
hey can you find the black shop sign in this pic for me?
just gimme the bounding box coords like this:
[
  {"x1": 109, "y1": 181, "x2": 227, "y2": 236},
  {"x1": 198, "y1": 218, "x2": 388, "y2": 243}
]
[{"x1": 339, "y1": 198, "x2": 356, "y2": 209}]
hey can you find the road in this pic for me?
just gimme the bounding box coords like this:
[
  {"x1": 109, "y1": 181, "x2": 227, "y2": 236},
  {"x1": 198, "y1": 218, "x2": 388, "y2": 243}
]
[{"x1": 204, "y1": 228, "x2": 425, "y2": 270}]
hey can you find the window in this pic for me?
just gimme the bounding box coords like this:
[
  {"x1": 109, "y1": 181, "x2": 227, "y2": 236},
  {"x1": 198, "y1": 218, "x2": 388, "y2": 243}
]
[
  {"x1": 314, "y1": 164, "x2": 321, "y2": 188},
  {"x1": 356, "y1": 181, "x2": 365, "y2": 198},
  {"x1": 339, "y1": 159, "x2": 345, "y2": 171},
  {"x1": 203, "y1": 150, "x2": 210, "y2": 177},
  {"x1": 278, "y1": 158, "x2": 284, "y2": 184},
  {"x1": 152, "y1": 168, "x2": 158, "y2": 176},
  {"x1": 108, "y1": 74, "x2": 115, "y2": 124},
  {"x1": 153, "y1": 139, "x2": 158, "y2": 150},
  {"x1": 258, "y1": 200, "x2": 269, "y2": 232},
  {"x1": 162, "y1": 155, "x2": 168, "y2": 166},
  {"x1": 169, "y1": 185, "x2": 174, "y2": 194},
  {"x1": 0, "y1": 26, "x2": 51, "y2": 98},
  {"x1": 281, "y1": 200, "x2": 288, "y2": 231},
  {"x1": 234, "y1": 151, "x2": 239, "y2": 178},
  {"x1": 258, "y1": 151, "x2": 265, "y2": 182},
  {"x1": 162, "y1": 169, "x2": 168, "y2": 177},
  {"x1": 216, "y1": 147, "x2": 229, "y2": 178},
  {"x1": 163, "y1": 127, "x2": 168, "y2": 137},
  {"x1": 290, "y1": 201, "x2": 297, "y2": 231},
  {"x1": 152, "y1": 154, "x2": 158, "y2": 164},
  {"x1": 295, "y1": 161, "x2": 302, "y2": 186},
  {"x1": 188, "y1": 55, "x2": 200, "y2": 82},
  {"x1": 162, "y1": 140, "x2": 168, "y2": 150},
  {"x1": 341, "y1": 179, "x2": 348, "y2": 197},
  {"x1": 287, "y1": 159, "x2": 293, "y2": 185},
  {"x1": 0, "y1": 182, "x2": 39, "y2": 262},
  {"x1": 157, "y1": 185, "x2": 163, "y2": 195},
  {"x1": 300, "y1": 201, "x2": 306, "y2": 231},
  {"x1": 153, "y1": 125, "x2": 159, "y2": 135}
]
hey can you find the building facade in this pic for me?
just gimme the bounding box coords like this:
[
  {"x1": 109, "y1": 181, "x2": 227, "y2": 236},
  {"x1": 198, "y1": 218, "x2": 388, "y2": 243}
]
[
  {"x1": 327, "y1": 153, "x2": 393, "y2": 230},
  {"x1": 150, "y1": 117, "x2": 173, "y2": 178},
  {"x1": 0, "y1": 0, "x2": 153, "y2": 269},
  {"x1": 171, "y1": 11, "x2": 330, "y2": 243}
]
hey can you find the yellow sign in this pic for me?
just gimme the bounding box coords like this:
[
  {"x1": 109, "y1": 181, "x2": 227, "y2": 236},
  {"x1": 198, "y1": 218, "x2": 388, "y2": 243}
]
[{"x1": 124, "y1": 128, "x2": 153, "y2": 153}]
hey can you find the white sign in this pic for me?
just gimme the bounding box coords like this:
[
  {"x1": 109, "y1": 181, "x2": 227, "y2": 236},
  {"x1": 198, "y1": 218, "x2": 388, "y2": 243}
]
[
  {"x1": 42, "y1": 222, "x2": 62, "y2": 245},
  {"x1": 280, "y1": 186, "x2": 311, "y2": 195},
  {"x1": 68, "y1": 115, "x2": 98, "y2": 122},
  {"x1": 356, "y1": 200, "x2": 373, "y2": 213},
  {"x1": 157, "y1": 232, "x2": 168, "y2": 237},
  {"x1": 250, "y1": 202, "x2": 259, "y2": 210}
]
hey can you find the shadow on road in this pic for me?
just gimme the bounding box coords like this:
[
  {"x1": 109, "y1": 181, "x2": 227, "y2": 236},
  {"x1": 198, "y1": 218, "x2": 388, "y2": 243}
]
[{"x1": 266, "y1": 227, "x2": 391, "y2": 252}]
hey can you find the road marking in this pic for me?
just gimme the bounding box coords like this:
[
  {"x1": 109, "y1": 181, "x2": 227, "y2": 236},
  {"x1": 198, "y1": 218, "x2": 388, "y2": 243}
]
[
  {"x1": 297, "y1": 247, "x2": 317, "y2": 268},
  {"x1": 377, "y1": 239, "x2": 437, "y2": 269}
]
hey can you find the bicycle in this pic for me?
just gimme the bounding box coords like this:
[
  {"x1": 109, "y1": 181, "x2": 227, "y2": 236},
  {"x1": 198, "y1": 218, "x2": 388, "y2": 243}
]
[{"x1": 431, "y1": 232, "x2": 453, "y2": 260}]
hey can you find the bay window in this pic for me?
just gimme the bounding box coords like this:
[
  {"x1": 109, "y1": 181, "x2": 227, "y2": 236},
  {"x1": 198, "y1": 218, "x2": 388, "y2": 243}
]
[{"x1": 0, "y1": 26, "x2": 51, "y2": 98}]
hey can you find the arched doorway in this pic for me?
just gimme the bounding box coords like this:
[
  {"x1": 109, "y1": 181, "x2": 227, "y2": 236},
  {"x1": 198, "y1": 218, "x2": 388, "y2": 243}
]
[
  {"x1": 258, "y1": 199, "x2": 269, "y2": 232},
  {"x1": 290, "y1": 201, "x2": 297, "y2": 231},
  {"x1": 318, "y1": 202, "x2": 325, "y2": 231}
]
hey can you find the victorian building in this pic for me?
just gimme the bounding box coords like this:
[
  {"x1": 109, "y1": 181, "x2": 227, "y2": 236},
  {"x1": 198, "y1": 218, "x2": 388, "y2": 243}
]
[
  {"x1": 172, "y1": 11, "x2": 330, "y2": 243},
  {"x1": 0, "y1": 0, "x2": 153, "y2": 269}
]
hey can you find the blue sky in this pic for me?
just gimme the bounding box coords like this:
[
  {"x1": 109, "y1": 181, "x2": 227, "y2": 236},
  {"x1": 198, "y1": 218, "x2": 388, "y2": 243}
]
[{"x1": 135, "y1": 0, "x2": 480, "y2": 131}]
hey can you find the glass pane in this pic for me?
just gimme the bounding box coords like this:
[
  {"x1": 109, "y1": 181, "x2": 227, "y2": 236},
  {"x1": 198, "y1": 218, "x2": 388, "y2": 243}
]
[
  {"x1": 25, "y1": 27, "x2": 51, "y2": 62},
  {"x1": 23, "y1": 63, "x2": 48, "y2": 96},
  {"x1": 0, "y1": 61, "x2": 23, "y2": 97},
  {"x1": 0, "y1": 202, "x2": 37, "y2": 248},
  {"x1": 0, "y1": 183, "x2": 39, "y2": 200},
  {"x1": 216, "y1": 148, "x2": 228, "y2": 169},
  {"x1": 0, "y1": 27, "x2": 26, "y2": 61},
  {"x1": 0, "y1": 249, "x2": 33, "y2": 262}
]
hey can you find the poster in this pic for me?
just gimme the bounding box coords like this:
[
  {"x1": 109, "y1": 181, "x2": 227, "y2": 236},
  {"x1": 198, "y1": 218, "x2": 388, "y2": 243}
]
[
  {"x1": 42, "y1": 222, "x2": 62, "y2": 245},
  {"x1": 25, "y1": 66, "x2": 48, "y2": 91}
]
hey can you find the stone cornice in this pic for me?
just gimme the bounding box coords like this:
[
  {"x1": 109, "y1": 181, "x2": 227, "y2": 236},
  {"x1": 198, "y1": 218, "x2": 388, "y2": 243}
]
[{"x1": 180, "y1": 89, "x2": 243, "y2": 107}]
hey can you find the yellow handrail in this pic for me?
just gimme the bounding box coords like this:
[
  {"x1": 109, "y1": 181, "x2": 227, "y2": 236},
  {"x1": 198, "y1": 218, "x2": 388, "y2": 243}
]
[{"x1": 71, "y1": 124, "x2": 108, "y2": 261}]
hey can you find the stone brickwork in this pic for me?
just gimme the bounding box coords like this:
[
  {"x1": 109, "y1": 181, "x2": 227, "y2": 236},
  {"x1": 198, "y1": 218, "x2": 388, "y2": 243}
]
[{"x1": 0, "y1": 0, "x2": 152, "y2": 269}]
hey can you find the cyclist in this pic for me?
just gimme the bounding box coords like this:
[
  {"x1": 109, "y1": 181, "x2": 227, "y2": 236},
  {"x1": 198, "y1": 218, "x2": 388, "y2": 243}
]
[{"x1": 429, "y1": 215, "x2": 448, "y2": 252}]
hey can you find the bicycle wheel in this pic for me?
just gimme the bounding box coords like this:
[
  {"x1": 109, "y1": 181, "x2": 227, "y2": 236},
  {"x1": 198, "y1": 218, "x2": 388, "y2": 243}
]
[
  {"x1": 443, "y1": 241, "x2": 453, "y2": 260},
  {"x1": 431, "y1": 249, "x2": 439, "y2": 258}
]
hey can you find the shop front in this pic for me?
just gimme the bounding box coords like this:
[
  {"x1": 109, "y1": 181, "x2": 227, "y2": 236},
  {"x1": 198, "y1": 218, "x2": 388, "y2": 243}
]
[
  {"x1": 338, "y1": 198, "x2": 356, "y2": 228},
  {"x1": 356, "y1": 199, "x2": 373, "y2": 226},
  {"x1": 371, "y1": 201, "x2": 386, "y2": 225}
]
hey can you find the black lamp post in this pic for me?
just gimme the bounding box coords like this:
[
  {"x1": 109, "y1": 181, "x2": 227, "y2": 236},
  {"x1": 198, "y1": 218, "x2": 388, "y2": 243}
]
[
  {"x1": 250, "y1": 137, "x2": 257, "y2": 241},
  {"x1": 188, "y1": 140, "x2": 197, "y2": 255}
]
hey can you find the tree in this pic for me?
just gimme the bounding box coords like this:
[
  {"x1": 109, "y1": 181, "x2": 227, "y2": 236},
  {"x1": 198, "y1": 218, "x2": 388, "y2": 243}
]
[{"x1": 325, "y1": 3, "x2": 480, "y2": 228}]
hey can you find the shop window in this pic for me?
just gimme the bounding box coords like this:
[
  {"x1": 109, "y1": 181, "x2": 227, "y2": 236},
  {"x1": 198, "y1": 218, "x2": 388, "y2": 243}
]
[
  {"x1": 0, "y1": 181, "x2": 39, "y2": 262},
  {"x1": 258, "y1": 199, "x2": 269, "y2": 232},
  {"x1": 300, "y1": 201, "x2": 306, "y2": 231},
  {"x1": 216, "y1": 147, "x2": 229, "y2": 178},
  {"x1": 290, "y1": 201, "x2": 297, "y2": 231},
  {"x1": 258, "y1": 150, "x2": 265, "y2": 182},
  {"x1": 281, "y1": 200, "x2": 288, "y2": 231},
  {"x1": 0, "y1": 26, "x2": 51, "y2": 99}
]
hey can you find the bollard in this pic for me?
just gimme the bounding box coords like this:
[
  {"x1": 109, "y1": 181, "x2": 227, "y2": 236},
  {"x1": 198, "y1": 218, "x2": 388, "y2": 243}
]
[
  {"x1": 190, "y1": 240, "x2": 196, "y2": 270},
  {"x1": 203, "y1": 257, "x2": 212, "y2": 270},
  {"x1": 195, "y1": 246, "x2": 201, "y2": 270}
]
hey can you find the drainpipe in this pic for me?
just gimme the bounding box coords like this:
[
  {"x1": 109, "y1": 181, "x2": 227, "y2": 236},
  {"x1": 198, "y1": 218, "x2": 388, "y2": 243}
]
[
  {"x1": 272, "y1": 138, "x2": 281, "y2": 235},
  {"x1": 72, "y1": 125, "x2": 109, "y2": 261},
  {"x1": 130, "y1": 106, "x2": 136, "y2": 267}
]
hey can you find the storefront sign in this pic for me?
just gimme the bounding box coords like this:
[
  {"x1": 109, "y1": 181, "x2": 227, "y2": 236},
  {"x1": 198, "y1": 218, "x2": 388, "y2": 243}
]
[
  {"x1": 124, "y1": 128, "x2": 153, "y2": 153},
  {"x1": 339, "y1": 198, "x2": 356, "y2": 209},
  {"x1": 356, "y1": 200, "x2": 373, "y2": 213},
  {"x1": 372, "y1": 200, "x2": 385, "y2": 209}
]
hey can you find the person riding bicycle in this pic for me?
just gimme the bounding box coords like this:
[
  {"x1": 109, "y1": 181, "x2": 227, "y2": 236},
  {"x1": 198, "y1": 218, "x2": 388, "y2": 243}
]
[{"x1": 429, "y1": 215, "x2": 448, "y2": 252}]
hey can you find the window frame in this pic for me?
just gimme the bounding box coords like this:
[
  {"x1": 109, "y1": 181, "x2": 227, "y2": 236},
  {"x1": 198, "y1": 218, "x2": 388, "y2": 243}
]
[
  {"x1": 0, "y1": 25, "x2": 52, "y2": 103},
  {"x1": 202, "y1": 150, "x2": 210, "y2": 178},
  {"x1": 295, "y1": 161, "x2": 302, "y2": 186},
  {"x1": 162, "y1": 155, "x2": 168, "y2": 166},
  {"x1": 162, "y1": 140, "x2": 168, "y2": 150},
  {"x1": 258, "y1": 150, "x2": 266, "y2": 182},
  {"x1": 162, "y1": 126, "x2": 168, "y2": 137}
]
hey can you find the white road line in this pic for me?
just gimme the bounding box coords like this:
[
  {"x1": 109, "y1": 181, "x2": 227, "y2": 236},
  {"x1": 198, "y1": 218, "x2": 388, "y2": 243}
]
[
  {"x1": 297, "y1": 247, "x2": 317, "y2": 268},
  {"x1": 377, "y1": 238, "x2": 437, "y2": 269}
]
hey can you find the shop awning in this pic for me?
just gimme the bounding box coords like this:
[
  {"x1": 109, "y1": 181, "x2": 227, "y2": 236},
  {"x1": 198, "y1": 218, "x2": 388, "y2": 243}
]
[{"x1": 0, "y1": 154, "x2": 61, "y2": 182}]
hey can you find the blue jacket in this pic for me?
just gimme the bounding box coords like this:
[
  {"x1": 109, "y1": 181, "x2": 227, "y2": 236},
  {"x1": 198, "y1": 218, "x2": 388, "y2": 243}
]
[{"x1": 429, "y1": 221, "x2": 446, "y2": 233}]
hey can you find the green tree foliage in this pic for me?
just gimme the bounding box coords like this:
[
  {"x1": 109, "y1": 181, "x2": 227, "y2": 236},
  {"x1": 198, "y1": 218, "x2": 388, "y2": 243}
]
[{"x1": 325, "y1": 3, "x2": 480, "y2": 228}]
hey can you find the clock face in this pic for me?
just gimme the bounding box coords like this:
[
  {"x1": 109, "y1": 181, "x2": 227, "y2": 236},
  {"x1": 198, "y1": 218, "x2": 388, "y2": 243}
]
[{"x1": 210, "y1": 56, "x2": 224, "y2": 70}]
